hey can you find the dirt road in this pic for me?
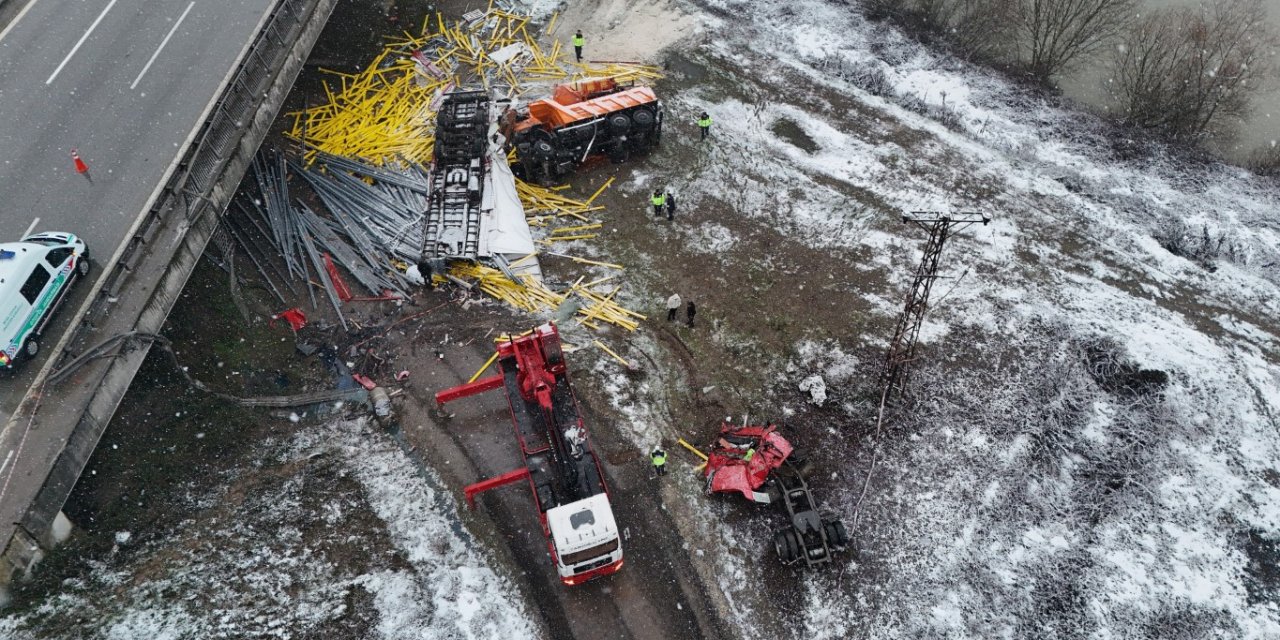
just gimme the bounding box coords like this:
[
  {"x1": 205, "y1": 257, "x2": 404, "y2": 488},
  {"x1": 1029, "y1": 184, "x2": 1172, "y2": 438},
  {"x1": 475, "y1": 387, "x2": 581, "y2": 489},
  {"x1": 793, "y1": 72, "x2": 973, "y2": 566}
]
[{"x1": 384, "y1": 298, "x2": 728, "y2": 640}]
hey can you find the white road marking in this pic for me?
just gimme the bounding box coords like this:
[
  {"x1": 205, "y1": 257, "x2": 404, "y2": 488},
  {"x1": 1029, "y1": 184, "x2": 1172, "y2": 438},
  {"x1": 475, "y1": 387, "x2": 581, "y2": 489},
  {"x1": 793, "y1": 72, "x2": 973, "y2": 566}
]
[
  {"x1": 131, "y1": 2, "x2": 195, "y2": 90},
  {"x1": 0, "y1": 451, "x2": 12, "y2": 477},
  {"x1": 22, "y1": 217, "x2": 40, "y2": 238},
  {"x1": 0, "y1": 0, "x2": 41, "y2": 43},
  {"x1": 45, "y1": 0, "x2": 120, "y2": 85}
]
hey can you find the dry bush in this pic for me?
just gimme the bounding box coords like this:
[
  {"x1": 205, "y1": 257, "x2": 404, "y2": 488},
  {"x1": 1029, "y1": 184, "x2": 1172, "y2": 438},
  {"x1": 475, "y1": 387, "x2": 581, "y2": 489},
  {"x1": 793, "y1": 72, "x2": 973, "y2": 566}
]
[
  {"x1": 1246, "y1": 143, "x2": 1280, "y2": 178},
  {"x1": 1153, "y1": 220, "x2": 1246, "y2": 269},
  {"x1": 1012, "y1": 0, "x2": 1140, "y2": 80},
  {"x1": 1107, "y1": 0, "x2": 1279, "y2": 143},
  {"x1": 867, "y1": 0, "x2": 1019, "y2": 63}
]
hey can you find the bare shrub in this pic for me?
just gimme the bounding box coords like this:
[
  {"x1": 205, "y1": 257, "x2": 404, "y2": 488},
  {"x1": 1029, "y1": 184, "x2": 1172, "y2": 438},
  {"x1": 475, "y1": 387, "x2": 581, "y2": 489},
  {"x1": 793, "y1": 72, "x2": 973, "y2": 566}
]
[
  {"x1": 1107, "y1": 0, "x2": 1279, "y2": 143},
  {"x1": 851, "y1": 65, "x2": 894, "y2": 97},
  {"x1": 897, "y1": 92, "x2": 965, "y2": 130},
  {"x1": 1012, "y1": 0, "x2": 1140, "y2": 80},
  {"x1": 816, "y1": 55, "x2": 895, "y2": 97},
  {"x1": 1080, "y1": 336, "x2": 1169, "y2": 397},
  {"x1": 1153, "y1": 220, "x2": 1244, "y2": 268},
  {"x1": 1245, "y1": 142, "x2": 1280, "y2": 178},
  {"x1": 870, "y1": 0, "x2": 1019, "y2": 63}
]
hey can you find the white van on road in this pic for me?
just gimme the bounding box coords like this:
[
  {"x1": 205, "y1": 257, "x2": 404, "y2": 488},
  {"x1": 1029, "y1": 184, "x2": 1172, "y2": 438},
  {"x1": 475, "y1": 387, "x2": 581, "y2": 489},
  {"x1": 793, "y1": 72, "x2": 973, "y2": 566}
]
[{"x1": 0, "y1": 232, "x2": 90, "y2": 370}]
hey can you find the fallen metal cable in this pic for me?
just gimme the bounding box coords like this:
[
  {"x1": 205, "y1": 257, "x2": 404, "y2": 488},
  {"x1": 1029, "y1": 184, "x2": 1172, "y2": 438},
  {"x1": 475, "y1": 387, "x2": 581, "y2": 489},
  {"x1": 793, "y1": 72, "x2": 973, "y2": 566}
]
[{"x1": 49, "y1": 331, "x2": 367, "y2": 409}]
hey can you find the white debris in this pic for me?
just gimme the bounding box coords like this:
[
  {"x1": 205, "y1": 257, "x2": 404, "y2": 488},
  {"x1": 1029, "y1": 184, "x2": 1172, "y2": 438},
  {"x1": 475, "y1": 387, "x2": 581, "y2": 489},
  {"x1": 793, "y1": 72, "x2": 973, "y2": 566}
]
[{"x1": 798, "y1": 374, "x2": 827, "y2": 406}]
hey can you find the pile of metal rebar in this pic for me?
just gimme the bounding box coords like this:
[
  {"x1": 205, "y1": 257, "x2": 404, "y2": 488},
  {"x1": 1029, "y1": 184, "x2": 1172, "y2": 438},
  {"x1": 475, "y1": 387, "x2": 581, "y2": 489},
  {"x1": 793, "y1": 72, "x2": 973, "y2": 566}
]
[
  {"x1": 228, "y1": 149, "x2": 433, "y2": 329},
  {"x1": 225, "y1": 7, "x2": 658, "y2": 336}
]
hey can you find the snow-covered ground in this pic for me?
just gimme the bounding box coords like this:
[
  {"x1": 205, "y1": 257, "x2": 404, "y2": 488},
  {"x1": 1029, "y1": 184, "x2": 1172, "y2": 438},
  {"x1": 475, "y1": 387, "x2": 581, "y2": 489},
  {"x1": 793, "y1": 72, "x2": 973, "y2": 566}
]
[
  {"x1": 4, "y1": 0, "x2": 1279, "y2": 636},
  {"x1": 590, "y1": 0, "x2": 1280, "y2": 637},
  {"x1": 0, "y1": 418, "x2": 538, "y2": 639}
]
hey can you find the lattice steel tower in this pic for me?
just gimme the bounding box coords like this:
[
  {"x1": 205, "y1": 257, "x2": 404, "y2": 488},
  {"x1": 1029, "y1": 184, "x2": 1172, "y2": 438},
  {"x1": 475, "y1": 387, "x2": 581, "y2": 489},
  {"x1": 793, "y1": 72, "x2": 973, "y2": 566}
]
[{"x1": 881, "y1": 212, "x2": 989, "y2": 399}]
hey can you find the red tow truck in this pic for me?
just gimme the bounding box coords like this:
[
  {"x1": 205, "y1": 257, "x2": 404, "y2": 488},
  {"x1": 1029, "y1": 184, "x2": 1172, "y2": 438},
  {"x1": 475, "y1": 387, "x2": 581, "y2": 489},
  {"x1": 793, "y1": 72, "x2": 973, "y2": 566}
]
[{"x1": 435, "y1": 322, "x2": 623, "y2": 585}]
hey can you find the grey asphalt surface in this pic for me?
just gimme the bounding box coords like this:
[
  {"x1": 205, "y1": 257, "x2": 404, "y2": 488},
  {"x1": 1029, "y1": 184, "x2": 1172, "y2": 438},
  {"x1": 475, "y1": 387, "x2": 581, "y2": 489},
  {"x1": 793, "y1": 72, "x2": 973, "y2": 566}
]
[{"x1": 0, "y1": 0, "x2": 274, "y2": 542}]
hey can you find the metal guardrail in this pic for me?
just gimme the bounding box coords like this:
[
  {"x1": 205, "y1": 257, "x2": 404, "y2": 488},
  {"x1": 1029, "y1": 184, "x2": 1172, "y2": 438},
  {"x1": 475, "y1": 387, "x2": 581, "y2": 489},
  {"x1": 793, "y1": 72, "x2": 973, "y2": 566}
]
[
  {"x1": 77, "y1": 0, "x2": 315, "y2": 338},
  {"x1": 2, "y1": 0, "x2": 339, "y2": 587}
]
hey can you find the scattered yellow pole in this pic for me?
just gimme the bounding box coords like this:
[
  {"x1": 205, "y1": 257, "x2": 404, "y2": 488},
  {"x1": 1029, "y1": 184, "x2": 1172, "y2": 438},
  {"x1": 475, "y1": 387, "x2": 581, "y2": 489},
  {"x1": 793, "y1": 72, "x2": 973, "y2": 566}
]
[
  {"x1": 468, "y1": 350, "x2": 500, "y2": 383},
  {"x1": 585, "y1": 176, "x2": 615, "y2": 205},
  {"x1": 677, "y1": 438, "x2": 709, "y2": 460},
  {"x1": 593, "y1": 340, "x2": 632, "y2": 368}
]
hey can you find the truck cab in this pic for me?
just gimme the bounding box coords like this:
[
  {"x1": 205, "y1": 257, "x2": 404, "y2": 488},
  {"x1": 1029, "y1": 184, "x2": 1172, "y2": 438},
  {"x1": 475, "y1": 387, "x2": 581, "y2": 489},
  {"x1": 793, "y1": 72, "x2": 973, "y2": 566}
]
[
  {"x1": 0, "y1": 232, "x2": 89, "y2": 369},
  {"x1": 548, "y1": 493, "x2": 623, "y2": 585}
]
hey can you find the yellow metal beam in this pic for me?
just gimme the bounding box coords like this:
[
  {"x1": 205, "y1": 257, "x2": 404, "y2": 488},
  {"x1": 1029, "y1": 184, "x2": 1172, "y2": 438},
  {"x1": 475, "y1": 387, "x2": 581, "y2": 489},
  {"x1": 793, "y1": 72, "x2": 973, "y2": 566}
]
[{"x1": 468, "y1": 350, "x2": 500, "y2": 384}]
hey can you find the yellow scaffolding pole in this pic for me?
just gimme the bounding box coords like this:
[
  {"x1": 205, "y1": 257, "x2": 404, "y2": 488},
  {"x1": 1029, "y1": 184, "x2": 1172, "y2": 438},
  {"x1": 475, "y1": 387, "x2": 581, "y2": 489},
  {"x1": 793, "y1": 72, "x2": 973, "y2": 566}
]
[{"x1": 468, "y1": 351, "x2": 501, "y2": 383}]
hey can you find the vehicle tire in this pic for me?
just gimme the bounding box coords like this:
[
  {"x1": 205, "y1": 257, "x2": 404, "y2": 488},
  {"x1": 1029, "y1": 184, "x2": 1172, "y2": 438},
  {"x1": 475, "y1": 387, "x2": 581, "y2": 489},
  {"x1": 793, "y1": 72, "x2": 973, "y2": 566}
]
[
  {"x1": 774, "y1": 530, "x2": 798, "y2": 562},
  {"x1": 24, "y1": 340, "x2": 38, "y2": 358},
  {"x1": 77, "y1": 256, "x2": 91, "y2": 277},
  {"x1": 609, "y1": 113, "x2": 631, "y2": 134},
  {"x1": 825, "y1": 520, "x2": 849, "y2": 548},
  {"x1": 786, "y1": 530, "x2": 801, "y2": 561},
  {"x1": 790, "y1": 451, "x2": 815, "y2": 478},
  {"x1": 773, "y1": 531, "x2": 791, "y2": 561},
  {"x1": 631, "y1": 108, "x2": 655, "y2": 130},
  {"x1": 833, "y1": 521, "x2": 849, "y2": 546},
  {"x1": 534, "y1": 140, "x2": 555, "y2": 159}
]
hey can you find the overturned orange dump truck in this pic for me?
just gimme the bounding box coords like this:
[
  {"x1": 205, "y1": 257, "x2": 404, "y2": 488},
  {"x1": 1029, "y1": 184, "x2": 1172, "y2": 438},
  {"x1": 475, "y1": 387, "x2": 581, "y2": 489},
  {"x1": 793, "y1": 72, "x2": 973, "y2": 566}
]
[{"x1": 501, "y1": 78, "x2": 662, "y2": 182}]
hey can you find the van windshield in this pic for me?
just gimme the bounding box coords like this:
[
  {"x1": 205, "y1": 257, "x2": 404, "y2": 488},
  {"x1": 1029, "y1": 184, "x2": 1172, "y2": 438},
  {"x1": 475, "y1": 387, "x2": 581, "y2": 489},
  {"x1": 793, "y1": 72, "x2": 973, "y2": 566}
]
[{"x1": 560, "y1": 537, "x2": 619, "y2": 566}]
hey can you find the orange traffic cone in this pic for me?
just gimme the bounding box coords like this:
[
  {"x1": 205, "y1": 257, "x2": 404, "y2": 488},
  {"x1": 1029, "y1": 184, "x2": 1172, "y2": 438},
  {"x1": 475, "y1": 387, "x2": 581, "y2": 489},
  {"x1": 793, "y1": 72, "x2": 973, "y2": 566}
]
[{"x1": 71, "y1": 149, "x2": 88, "y2": 174}]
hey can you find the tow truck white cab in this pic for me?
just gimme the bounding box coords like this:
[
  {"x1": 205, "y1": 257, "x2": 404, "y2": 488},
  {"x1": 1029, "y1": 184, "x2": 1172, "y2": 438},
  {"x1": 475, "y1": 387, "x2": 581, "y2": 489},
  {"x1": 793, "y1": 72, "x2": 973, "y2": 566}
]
[
  {"x1": 0, "y1": 232, "x2": 89, "y2": 370},
  {"x1": 547, "y1": 493, "x2": 623, "y2": 584}
]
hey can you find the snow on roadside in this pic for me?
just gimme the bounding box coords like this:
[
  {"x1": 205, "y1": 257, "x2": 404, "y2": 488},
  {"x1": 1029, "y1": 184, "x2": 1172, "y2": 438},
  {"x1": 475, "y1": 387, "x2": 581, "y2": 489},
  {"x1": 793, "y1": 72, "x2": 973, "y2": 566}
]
[
  {"x1": 0, "y1": 418, "x2": 538, "y2": 640},
  {"x1": 618, "y1": 0, "x2": 1280, "y2": 637}
]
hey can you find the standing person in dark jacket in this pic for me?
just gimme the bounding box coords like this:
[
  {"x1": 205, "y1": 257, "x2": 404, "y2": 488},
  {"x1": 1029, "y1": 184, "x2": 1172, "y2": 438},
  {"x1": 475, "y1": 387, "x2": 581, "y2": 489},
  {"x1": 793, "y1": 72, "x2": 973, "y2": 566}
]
[
  {"x1": 665, "y1": 190, "x2": 677, "y2": 221},
  {"x1": 651, "y1": 189, "x2": 667, "y2": 217},
  {"x1": 697, "y1": 111, "x2": 712, "y2": 140},
  {"x1": 651, "y1": 446, "x2": 667, "y2": 477},
  {"x1": 686, "y1": 300, "x2": 696, "y2": 327}
]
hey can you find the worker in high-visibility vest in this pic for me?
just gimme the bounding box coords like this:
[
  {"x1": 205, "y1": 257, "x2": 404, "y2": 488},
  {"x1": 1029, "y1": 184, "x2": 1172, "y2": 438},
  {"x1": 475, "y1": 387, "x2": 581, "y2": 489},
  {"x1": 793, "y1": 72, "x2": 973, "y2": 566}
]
[
  {"x1": 651, "y1": 446, "x2": 667, "y2": 476},
  {"x1": 573, "y1": 30, "x2": 585, "y2": 62},
  {"x1": 650, "y1": 189, "x2": 667, "y2": 217},
  {"x1": 697, "y1": 111, "x2": 712, "y2": 140},
  {"x1": 743, "y1": 447, "x2": 756, "y2": 462}
]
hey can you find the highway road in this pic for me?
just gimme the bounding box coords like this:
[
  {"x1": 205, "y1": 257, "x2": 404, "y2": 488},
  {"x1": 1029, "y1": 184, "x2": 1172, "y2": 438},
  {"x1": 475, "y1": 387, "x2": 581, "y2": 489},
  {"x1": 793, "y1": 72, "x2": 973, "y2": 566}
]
[{"x1": 0, "y1": 0, "x2": 275, "y2": 543}]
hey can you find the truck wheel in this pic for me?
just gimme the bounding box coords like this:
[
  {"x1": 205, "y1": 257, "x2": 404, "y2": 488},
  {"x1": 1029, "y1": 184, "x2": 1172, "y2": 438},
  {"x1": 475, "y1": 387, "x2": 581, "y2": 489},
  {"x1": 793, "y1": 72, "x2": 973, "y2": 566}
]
[
  {"x1": 825, "y1": 521, "x2": 849, "y2": 548},
  {"x1": 790, "y1": 451, "x2": 815, "y2": 477},
  {"x1": 774, "y1": 530, "x2": 798, "y2": 562},
  {"x1": 24, "y1": 340, "x2": 39, "y2": 357},
  {"x1": 631, "y1": 108, "x2": 655, "y2": 130},
  {"x1": 608, "y1": 113, "x2": 631, "y2": 134}
]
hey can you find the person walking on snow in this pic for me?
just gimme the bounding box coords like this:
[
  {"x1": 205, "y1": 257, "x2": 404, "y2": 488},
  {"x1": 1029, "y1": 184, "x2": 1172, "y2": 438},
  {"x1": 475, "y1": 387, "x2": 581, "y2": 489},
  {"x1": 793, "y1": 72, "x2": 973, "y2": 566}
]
[
  {"x1": 651, "y1": 446, "x2": 667, "y2": 477},
  {"x1": 697, "y1": 111, "x2": 712, "y2": 140},
  {"x1": 686, "y1": 300, "x2": 696, "y2": 327},
  {"x1": 651, "y1": 189, "x2": 667, "y2": 217},
  {"x1": 666, "y1": 293, "x2": 682, "y2": 322},
  {"x1": 573, "y1": 30, "x2": 585, "y2": 62},
  {"x1": 664, "y1": 190, "x2": 677, "y2": 221}
]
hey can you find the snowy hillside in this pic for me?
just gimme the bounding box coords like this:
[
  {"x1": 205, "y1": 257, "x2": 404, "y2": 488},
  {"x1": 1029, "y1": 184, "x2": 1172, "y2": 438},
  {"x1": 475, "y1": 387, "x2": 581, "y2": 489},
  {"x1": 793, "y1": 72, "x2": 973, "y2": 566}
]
[
  {"x1": 592, "y1": 0, "x2": 1280, "y2": 637},
  {"x1": 2, "y1": 0, "x2": 1278, "y2": 637}
]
